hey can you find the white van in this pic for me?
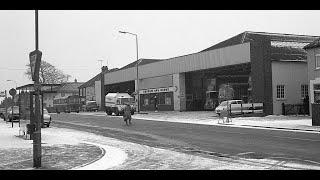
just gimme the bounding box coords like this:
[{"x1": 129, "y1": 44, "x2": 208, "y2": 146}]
[{"x1": 105, "y1": 93, "x2": 136, "y2": 116}]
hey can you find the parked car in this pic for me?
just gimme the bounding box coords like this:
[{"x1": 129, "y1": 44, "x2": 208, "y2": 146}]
[
  {"x1": 42, "y1": 108, "x2": 52, "y2": 127},
  {"x1": 215, "y1": 100, "x2": 243, "y2": 116},
  {"x1": 0, "y1": 107, "x2": 6, "y2": 120},
  {"x1": 84, "y1": 101, "x2": 99, "y2": 112},
  {"x1": 6, "y1": 106, "x2": 20, "y2": 122}
]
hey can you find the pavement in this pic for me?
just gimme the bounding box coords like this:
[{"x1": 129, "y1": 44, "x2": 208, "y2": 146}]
[{"x1": 0, "y1": 111, "x2": 319, "y2": 170}]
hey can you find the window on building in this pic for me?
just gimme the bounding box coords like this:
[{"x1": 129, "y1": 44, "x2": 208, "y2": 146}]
[
  {"x1": 301, "y1": 84, "x2": 308, "y2": 99},
  {"x1": 276, "y1": 85, "x2": 285, "y2": 99},
  {"x1": 159, "y1": 93, "x2": 165, "y2": 105},
  {"x1": 314, "y1": 84, "x2": 320, "y2": 103},
  {"x1": 315, "y1": 55, "x2": 320, "y2": 69},
  {"x1": 165, "y1": 93, "x2": 172, "y2": 105},
  {"x1": 144, "y1": 98, "x2": 149, "y2": 105}
]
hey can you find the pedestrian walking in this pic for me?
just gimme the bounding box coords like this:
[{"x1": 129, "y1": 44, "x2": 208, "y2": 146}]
[
  {"x1": 123, "y1": 102, "x2": 132, "y2": 125},
  {"x1": 154, "y1": 95, "x2": 158, "y2": 112}
]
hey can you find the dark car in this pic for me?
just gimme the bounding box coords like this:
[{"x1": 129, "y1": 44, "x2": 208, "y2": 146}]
[
  {"x1": 6, "y1": 106, "x2": 20, "y2": 122},
  {"x1": 84, "y1": 101, "x2": 99, "y2": 112},
  {"x1": 0, "y1": 107, "x2": 6, "y2": 120}
]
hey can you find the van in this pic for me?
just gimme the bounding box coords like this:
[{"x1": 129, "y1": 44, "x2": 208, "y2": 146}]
[{"x1": 105, "y1": 93, "x2": 136, "y2": 116}]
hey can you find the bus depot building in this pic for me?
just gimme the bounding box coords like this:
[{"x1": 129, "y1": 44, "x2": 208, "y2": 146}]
[{"x1": 96, "y1": 31, "x2": 319, "y2": 115}]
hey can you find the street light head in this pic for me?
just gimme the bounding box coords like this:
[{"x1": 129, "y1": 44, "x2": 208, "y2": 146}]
[{"x1": 119, "y1": 31, "x2": 127, "y2": 34}]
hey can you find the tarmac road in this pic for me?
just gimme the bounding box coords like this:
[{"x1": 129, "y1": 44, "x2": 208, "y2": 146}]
[{"x1": 51, "y1": 113, "x2": 320, "y2": 169}]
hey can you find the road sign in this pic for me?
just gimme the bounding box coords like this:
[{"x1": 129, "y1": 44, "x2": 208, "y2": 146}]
[
  {"x1": 29, "y1": 50, "x2": 42, "y2": 81},
  {"x1": 0, "y1": 91, "x2": 5, "y2": 97},
  {"x1": 9, "y1": 88, "x2": 16, "y2": 96}
]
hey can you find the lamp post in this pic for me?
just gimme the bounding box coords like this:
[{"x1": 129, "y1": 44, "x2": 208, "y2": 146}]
[{"x1": 119, "y1": 31, "x2": 141, "y2": 113}]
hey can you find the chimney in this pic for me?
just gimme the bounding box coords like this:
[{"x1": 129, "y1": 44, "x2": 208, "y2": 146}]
[
  {"x1": 74, "y1": 78, "x2": 77, "y2": 83},
  {"x1": 102, "y1": 66, "x2": 108, "y2": 73}
]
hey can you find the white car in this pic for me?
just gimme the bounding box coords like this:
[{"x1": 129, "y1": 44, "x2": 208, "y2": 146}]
[
  {"x1": 215, "y1": 100, "x2": 244, "y2": 116},
  {"x1": 43, "y1": 109, "x2": 52, "y2": 127}
]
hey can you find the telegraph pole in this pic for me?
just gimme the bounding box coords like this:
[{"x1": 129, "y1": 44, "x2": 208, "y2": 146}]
[{"x1": 30, "y1": 10, "x2": 42, "y2": 168}]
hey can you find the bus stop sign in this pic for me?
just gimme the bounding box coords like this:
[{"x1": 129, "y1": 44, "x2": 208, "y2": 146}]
[
  {"x1": 29, "y1": 50, "x2": 42, "y2": 81},
  {"x1": 9, "y1": 88, "x2": 16, "y2": 96}
]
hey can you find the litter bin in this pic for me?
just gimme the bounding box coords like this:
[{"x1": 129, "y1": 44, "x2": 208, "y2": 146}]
[
  {"x1": 311, "y1": 103, "x2": 320, "y2": 126},
  {"x1": 26, "y1": 123, "x2": 35, "y2": 135}
]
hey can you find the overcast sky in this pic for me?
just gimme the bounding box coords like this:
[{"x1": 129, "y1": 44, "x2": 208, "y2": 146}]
[{"x1": 1, "y1": 10, "x2": 320, "y2": 101}]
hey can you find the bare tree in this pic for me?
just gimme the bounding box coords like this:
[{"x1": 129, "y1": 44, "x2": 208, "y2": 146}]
[{"x1": 25, "y1": 60, "x2": 71, "y2": 84}]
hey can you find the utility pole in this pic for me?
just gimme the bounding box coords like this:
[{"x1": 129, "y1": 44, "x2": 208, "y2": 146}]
[{"x1": 31, "y1": 10, "x2": 42, "y2": 168}]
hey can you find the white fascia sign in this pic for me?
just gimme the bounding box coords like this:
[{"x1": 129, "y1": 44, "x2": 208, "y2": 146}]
[{"x1": 139, "y1": 87, "x2": 175, "y2": 94}]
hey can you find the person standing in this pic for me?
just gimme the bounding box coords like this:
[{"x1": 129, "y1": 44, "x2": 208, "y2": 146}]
[
  {"x1": 154, "y1": 95, "x2": 158, "y2": 112},
  {"x1": 123, "y1": 103, "x2": 132, "y2": 125}
]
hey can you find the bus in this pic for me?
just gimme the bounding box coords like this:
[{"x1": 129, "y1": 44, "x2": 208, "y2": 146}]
[{"x1": 53, "y1": 95, "x2": 84, "y2": 113}]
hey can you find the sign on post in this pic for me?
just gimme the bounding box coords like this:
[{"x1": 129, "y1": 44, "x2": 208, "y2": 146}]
[
  {"x1": 29, "y1": 50, "x2": 42, "y2": 81},
  {"x1": 9, "y1": 88, "x2": 16, "y2": 96},
  {"x1": 0, "y1": 91, "x2": 5, "y2": 97}
]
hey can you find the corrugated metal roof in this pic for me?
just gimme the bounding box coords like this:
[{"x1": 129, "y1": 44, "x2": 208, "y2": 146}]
[
  {"x1": 78, "y1": 59, "x2": 162, "y2": 89},
  {"x1": 304, "y1": 37, "x2": 320, "y2": 50},
  {"x1": 53, "y1": 82, "x2": 84, "y2": 93},
  {"x1": 78, "y1": 68, "x2": 119, "y2": 89},
  {"x1": 201, "y1": 31, "x2": 319, "y2": 62},
  {"x1": 119, "y1": 59, "x2": 163, "y2": 70},
  {"x1": 201, "y1": 31, "x2": 319, "y2": 53}
]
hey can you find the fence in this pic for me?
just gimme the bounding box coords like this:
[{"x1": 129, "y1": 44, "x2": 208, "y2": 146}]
[
  {"x1": 229, "y1": 103, "x2": 264, "y2": 117},
  {"x1": 281, "y1": 103, "x2": 308, "y2": 116}
]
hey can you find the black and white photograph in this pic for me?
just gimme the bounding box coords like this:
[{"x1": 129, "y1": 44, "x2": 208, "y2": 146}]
[{"x1": 0, "y1": 10, "x2": 320, "y2": 171}]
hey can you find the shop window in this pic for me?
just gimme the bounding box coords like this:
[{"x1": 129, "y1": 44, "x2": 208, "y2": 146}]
[
  {"x1": 315, "y1": 55, "x2": 320, "y2": 69},
  {"x1": 314, "y1": 84, "x2": 320, "y2": 103},
  {"x1": 165, "y1": 93, "x2": 172, "y2": 105},
  {"x1": 159, "y1": 93, "x2": 165, "y2": 105},
  {"x1": 144, "y1": 98, "x2": 149, "y2": 105},
  {"x1": 276, "y1": 85, "x2": 285, "y2": 99},
  {"x1": 301, "y1": 84, "x2": 308, "y2": 99}
]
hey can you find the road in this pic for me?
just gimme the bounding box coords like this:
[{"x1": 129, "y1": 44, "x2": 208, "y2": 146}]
[{"x1": 50, "y1": 112, "x2": 320, "y2": 168}]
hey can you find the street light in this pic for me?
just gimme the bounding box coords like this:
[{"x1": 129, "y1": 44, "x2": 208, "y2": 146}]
[{"x1": 119, "y1": 30, "x2": 141, "y2": 113}]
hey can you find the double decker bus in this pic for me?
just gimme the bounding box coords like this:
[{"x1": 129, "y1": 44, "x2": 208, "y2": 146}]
[{"x1": 53, "y1": 95, "x2": 85, "y2": 113}]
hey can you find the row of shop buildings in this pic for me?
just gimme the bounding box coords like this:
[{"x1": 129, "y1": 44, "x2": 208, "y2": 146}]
[{"x1": 78, "y1": 31, "x2": 320, "y2": 115}]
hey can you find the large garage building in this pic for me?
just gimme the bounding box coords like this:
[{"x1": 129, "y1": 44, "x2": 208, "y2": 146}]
[{"x1": 83, "y1": 31, "x2": 319, "y2": 115}]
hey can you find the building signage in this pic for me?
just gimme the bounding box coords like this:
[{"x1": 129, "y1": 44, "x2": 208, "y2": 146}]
[
  {"x1": 139, "y1": 87, "x2": 175, "y2": 94},
  {"x1": 29, "y1": 50, "x2": 42, "y2": 81}
]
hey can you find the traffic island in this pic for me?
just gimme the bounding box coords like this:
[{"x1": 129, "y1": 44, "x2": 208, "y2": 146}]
[{"x1": 0, "y1": 143, "x2": 104, "y2": 170}]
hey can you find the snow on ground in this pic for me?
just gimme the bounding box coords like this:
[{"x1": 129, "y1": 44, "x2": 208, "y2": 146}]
[{"x1": 2, "y1": 114, "x2": 320, "y2": 170}]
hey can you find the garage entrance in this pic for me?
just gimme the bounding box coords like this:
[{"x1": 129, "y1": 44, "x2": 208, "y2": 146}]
[{"x1": 185, "y1": 62, "x2": 251, "y2": 111}]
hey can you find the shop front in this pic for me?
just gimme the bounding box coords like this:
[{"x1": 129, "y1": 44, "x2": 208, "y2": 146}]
[{"x1": 139, "y1": 87, "x2": 175, "y2": 111}]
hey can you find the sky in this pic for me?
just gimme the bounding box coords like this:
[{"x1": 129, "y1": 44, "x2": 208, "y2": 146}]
[{"x1": 1, "y1": 10, "x2": 320, "y2": 102}]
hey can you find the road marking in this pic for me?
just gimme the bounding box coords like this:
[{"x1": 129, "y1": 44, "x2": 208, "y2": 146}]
[{"x1": 237, "y1": 152, "x2": 255, "y2": 156}]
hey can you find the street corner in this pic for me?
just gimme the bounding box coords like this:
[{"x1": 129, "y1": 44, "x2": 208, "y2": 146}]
[
  {"x1": 0, "y1": 141, "x2": 105, "y2": 170},
  {"x1": 72, "y1": 141, "x2": 127, "y2": 170}
]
